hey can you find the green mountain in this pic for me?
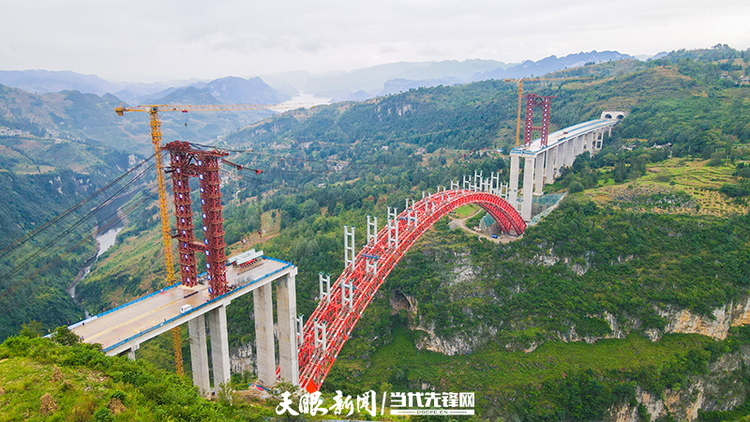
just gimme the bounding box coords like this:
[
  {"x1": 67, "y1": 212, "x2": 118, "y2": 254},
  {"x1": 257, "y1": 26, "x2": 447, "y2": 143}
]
[{"x1": 0, "y1": 133, "x2": 136, "y2": 340}]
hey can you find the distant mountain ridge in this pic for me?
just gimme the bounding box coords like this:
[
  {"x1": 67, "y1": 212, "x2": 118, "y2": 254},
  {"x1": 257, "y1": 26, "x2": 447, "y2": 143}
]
[
  {"x1": 471, "y1": 50, "x2": 636, "y2": 81},
  {"x1": 0, "y1": 70, "x2": 202, "y2": 103},
  {"x1": 296, "y1": 59, "x2": 512, "y2": 101},
  {"x1": 146, "y1": 76, "x2": 289, "y2": 105},
  {"x1": 0, "y1": 60, "x2": 512, "y2": 105},
  {"x1": 265, "y1": 52, "x2": 637, "y2": 101},
  {"x1": 0, "y1": 50, "x2": 643, "y2": 109},
  {"x1": 0, "y1": 83, "x2": 278, "y2": 155},
  {"x1": 0, "y1": 70, "x2": 115, "y2": 95}
]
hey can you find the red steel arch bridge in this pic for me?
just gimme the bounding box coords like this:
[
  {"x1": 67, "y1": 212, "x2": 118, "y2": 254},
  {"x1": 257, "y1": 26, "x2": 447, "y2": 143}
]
[{"x1": 296, "y1": 172, "x2": 526, "y2": 392}]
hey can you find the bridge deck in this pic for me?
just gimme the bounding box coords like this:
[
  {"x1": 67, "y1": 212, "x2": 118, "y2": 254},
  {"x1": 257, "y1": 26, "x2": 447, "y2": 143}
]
[
  {"x1": 70, "y1": 257, "x2": 291, "y2": 353},
  {"x1": 511, "y1": 118, "x2": 617, "y2": 156}
]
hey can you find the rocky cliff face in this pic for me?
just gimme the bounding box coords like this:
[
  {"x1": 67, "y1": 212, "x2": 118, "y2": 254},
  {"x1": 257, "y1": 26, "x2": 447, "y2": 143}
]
[
  {"x1": 410, "y1": 271, "x2": 750, "y2": 353},
  {"x1": 230, "y1": 343, "x2": 255, "y2": 375},
  {"x1": 605, "y1": 346, "x2": 750, "y2": 421},
  {"x1": 413, "y1": 321, "x2": 497, "y2": 356},
  {"x1": 654, "y1": 297, "x2": 750, "y2": 340}
]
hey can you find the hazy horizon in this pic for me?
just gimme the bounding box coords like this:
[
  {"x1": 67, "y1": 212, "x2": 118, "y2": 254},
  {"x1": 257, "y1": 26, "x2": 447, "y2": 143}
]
[{"x1": 1, "y1": 0, "x2": 749, "y2": 83}]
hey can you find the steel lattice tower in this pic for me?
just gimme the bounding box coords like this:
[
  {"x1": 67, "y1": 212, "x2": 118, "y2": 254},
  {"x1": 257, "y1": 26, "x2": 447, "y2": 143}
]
[
  {"x1": 164, "y1": 141, "x2": 229, "y2": 298},
  {"x1": 523, "y1": 93, "x2": 556, "y2": 147}
]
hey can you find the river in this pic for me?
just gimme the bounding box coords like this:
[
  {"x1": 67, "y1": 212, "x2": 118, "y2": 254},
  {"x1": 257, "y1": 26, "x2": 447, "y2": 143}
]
[
  {"x1": 67, "y1": 225, "x2": 123, "y2": 299},
  {"x1": 279, "y1": 92, "x2": 331, "y2": 108}
]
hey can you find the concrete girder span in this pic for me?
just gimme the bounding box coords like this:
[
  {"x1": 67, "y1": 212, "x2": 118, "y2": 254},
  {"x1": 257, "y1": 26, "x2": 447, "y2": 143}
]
[
  {"x1": 70, "y1": 258, "x2": 299, "y2": 396},
  {"x1": 508, "y1": 112, "x2": 626, "y2": 221},
  {"x1": 298, "y1": 189, "x2": 525, "y2": 392}
]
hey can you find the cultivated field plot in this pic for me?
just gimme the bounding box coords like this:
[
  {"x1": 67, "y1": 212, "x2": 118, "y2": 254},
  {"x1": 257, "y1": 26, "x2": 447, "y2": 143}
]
[{"x1": 582, "y1": 159, "x2": 748, "y2": 217}]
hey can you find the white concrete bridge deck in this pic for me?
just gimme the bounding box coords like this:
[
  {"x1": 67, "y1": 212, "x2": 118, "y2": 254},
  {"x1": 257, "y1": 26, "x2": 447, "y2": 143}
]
[
  {"x1": 511, "y1": 117, "x2": 620, "y2": 156},
  {"x1": 70, "y1": 257, "x2": 293, "y2": 355}
]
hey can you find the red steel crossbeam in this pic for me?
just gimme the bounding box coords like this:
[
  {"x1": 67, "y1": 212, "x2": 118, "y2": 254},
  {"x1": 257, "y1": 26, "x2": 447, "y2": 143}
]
[
  {"x1": 297, "y1": 189, "x2": 526, "y2": 392},
  {"x1": 164, "y1": 141, "x2": 230, "y2": 298}
]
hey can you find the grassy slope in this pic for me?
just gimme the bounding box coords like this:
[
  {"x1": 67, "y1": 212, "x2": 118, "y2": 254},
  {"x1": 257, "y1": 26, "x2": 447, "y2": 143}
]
[
  {"x1": 0, "y1": 335, "x2": 283, "y2": 422},
  {"x1": 330, "y1": 325, "x2": 714, "y2": 398}
]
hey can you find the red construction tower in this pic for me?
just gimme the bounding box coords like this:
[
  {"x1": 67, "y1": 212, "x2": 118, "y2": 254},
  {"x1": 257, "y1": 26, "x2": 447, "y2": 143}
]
[
  {"x1": 163, "y1": 141, "x2": 229, "y2": 298},
  {"x1": 523, "y1": 93, "x2": 556, "y2": 147}
]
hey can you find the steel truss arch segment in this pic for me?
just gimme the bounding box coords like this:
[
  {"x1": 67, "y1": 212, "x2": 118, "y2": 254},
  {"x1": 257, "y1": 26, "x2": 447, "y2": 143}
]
[{"x1": 296, "y1": 189, "x2": 526, "y2": 391}]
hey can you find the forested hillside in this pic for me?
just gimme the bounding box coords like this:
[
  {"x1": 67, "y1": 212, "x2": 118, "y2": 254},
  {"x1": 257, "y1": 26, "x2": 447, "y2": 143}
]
[{"x1": 0, "y1": 134, "x2": 137, "y2": 339}]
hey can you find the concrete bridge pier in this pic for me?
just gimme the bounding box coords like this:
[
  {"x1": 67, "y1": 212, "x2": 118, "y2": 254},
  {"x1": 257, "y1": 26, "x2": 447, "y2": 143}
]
[
  {"x1": 509, "y1": 155, "x2": 520, "y2": 210},
  {"x1": 554, "y1": 143, "x2": 565, "y2": 178},
  {"x1": 544, "y1": 148, "x2": 555, "y2": 185},
  {"x1": 277, "y1": 270, "x2": 299, "y2": 385},
  {"x1": 188, "y1": 314, "x2": 211, "y2": 396},
  {"x1": 126, "y1": 344, "x2": 139, "y2": 361},
  {"x1": 565, "y1": 139, "x2": 575, "y2": 167},
  {"x1": 254, "y1": 282, "x2": 275, "y2": 387},
  {"x1": 521, "y1": 156, "x2": 535, "y2": 221},
  {"x1": 181, "y1": 269, "x2": 300, "y2": 395},
  {"x1": 253, "y1": 268, "x2": 300, "y2": 387},
  {"x1": 533, "y1": 153, "x2": 545, "y2": 196},
  {"x1": 581, "y1": 135, "x2": 588, "y2": 155},
  {"x1": 209, "y1": 304, "x2": 231, "y2": 391}
]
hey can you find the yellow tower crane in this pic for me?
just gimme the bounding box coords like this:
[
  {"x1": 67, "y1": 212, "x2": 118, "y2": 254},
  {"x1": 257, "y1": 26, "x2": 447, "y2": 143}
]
[
  {"x1": 115, "y1": 103, "x2": 309, "y2": 375},
  {"x1": 504, "y1": 77, "x2": 595, "y2": 146}
]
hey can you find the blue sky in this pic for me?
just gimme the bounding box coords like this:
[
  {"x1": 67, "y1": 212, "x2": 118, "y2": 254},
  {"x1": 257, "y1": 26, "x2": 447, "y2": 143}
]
[{"x1": 1, "y1": 0, "x2": 748, "y2": 82}]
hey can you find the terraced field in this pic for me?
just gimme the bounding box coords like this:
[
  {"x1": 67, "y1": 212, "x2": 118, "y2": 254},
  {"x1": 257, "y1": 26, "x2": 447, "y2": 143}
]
[{"x1": 582, "y1": 158, "x2": 748, "y2": 217}]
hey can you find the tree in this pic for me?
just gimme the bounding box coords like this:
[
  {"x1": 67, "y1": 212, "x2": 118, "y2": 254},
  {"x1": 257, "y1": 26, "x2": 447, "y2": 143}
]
[
  {"x1": 51, "y1": 326, "x2": 81, "y2": 346},
  {"x1": 614, "y1": 162, "x2": 628, "y2": 183},
  {"x1": 19, "y1": 320, "x2": 44, "y2": 338}
]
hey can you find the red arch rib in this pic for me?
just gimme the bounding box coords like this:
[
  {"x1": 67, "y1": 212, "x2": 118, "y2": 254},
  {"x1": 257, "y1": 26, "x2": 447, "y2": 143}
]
[{"x1": 296, "y1": 189, "x2": 526, "y2": 391}]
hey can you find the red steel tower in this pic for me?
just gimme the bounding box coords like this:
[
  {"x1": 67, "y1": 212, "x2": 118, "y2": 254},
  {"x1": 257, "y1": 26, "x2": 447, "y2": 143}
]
[
  {"x1": 523, "y1": 93, "x2": 556, "y2": 148},
  {"x1": 164, "y1": 141, "x2": 229, "y2": 298}
]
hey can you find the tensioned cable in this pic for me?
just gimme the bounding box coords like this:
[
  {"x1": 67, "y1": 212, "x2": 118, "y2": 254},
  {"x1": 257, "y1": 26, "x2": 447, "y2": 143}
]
[
  {"x1": 0, "y1": 160, "x2": 156, "y2": 285},
  {"x1": 0, "y1": 189, "x2": 160, "y2": 307},
  {"x1": 0, "y1": 153, "x2": 156, "y2": 261}
]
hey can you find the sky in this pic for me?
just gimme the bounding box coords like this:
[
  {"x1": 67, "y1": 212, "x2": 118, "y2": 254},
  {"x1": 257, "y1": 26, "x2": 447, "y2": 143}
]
[{"x1": 1, "y1": 0, "x2": 749, "y2": 83}]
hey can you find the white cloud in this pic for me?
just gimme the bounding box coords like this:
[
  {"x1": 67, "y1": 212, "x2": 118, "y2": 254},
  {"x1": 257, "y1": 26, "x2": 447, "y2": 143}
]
[{"x1": 0, "y1": 0, "x2": 748, "y2": 82}]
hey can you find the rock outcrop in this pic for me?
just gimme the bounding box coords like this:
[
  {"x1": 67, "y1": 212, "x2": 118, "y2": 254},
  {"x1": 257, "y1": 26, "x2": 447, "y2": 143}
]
[
  {"x1": 604, "y1": 346, "x2": 750, "y2": 421},
  {"x1": 230, "y1": 343, "x2": 255, "y2": 375}
]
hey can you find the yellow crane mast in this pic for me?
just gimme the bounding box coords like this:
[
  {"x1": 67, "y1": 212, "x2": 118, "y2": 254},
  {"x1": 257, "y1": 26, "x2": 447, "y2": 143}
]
[
  {"x1": 504, "y1": 77, "x2": 595, "y2": 146},
  {"x1": 115, "y1": 102, "x2": 308, "y2": 375}
]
